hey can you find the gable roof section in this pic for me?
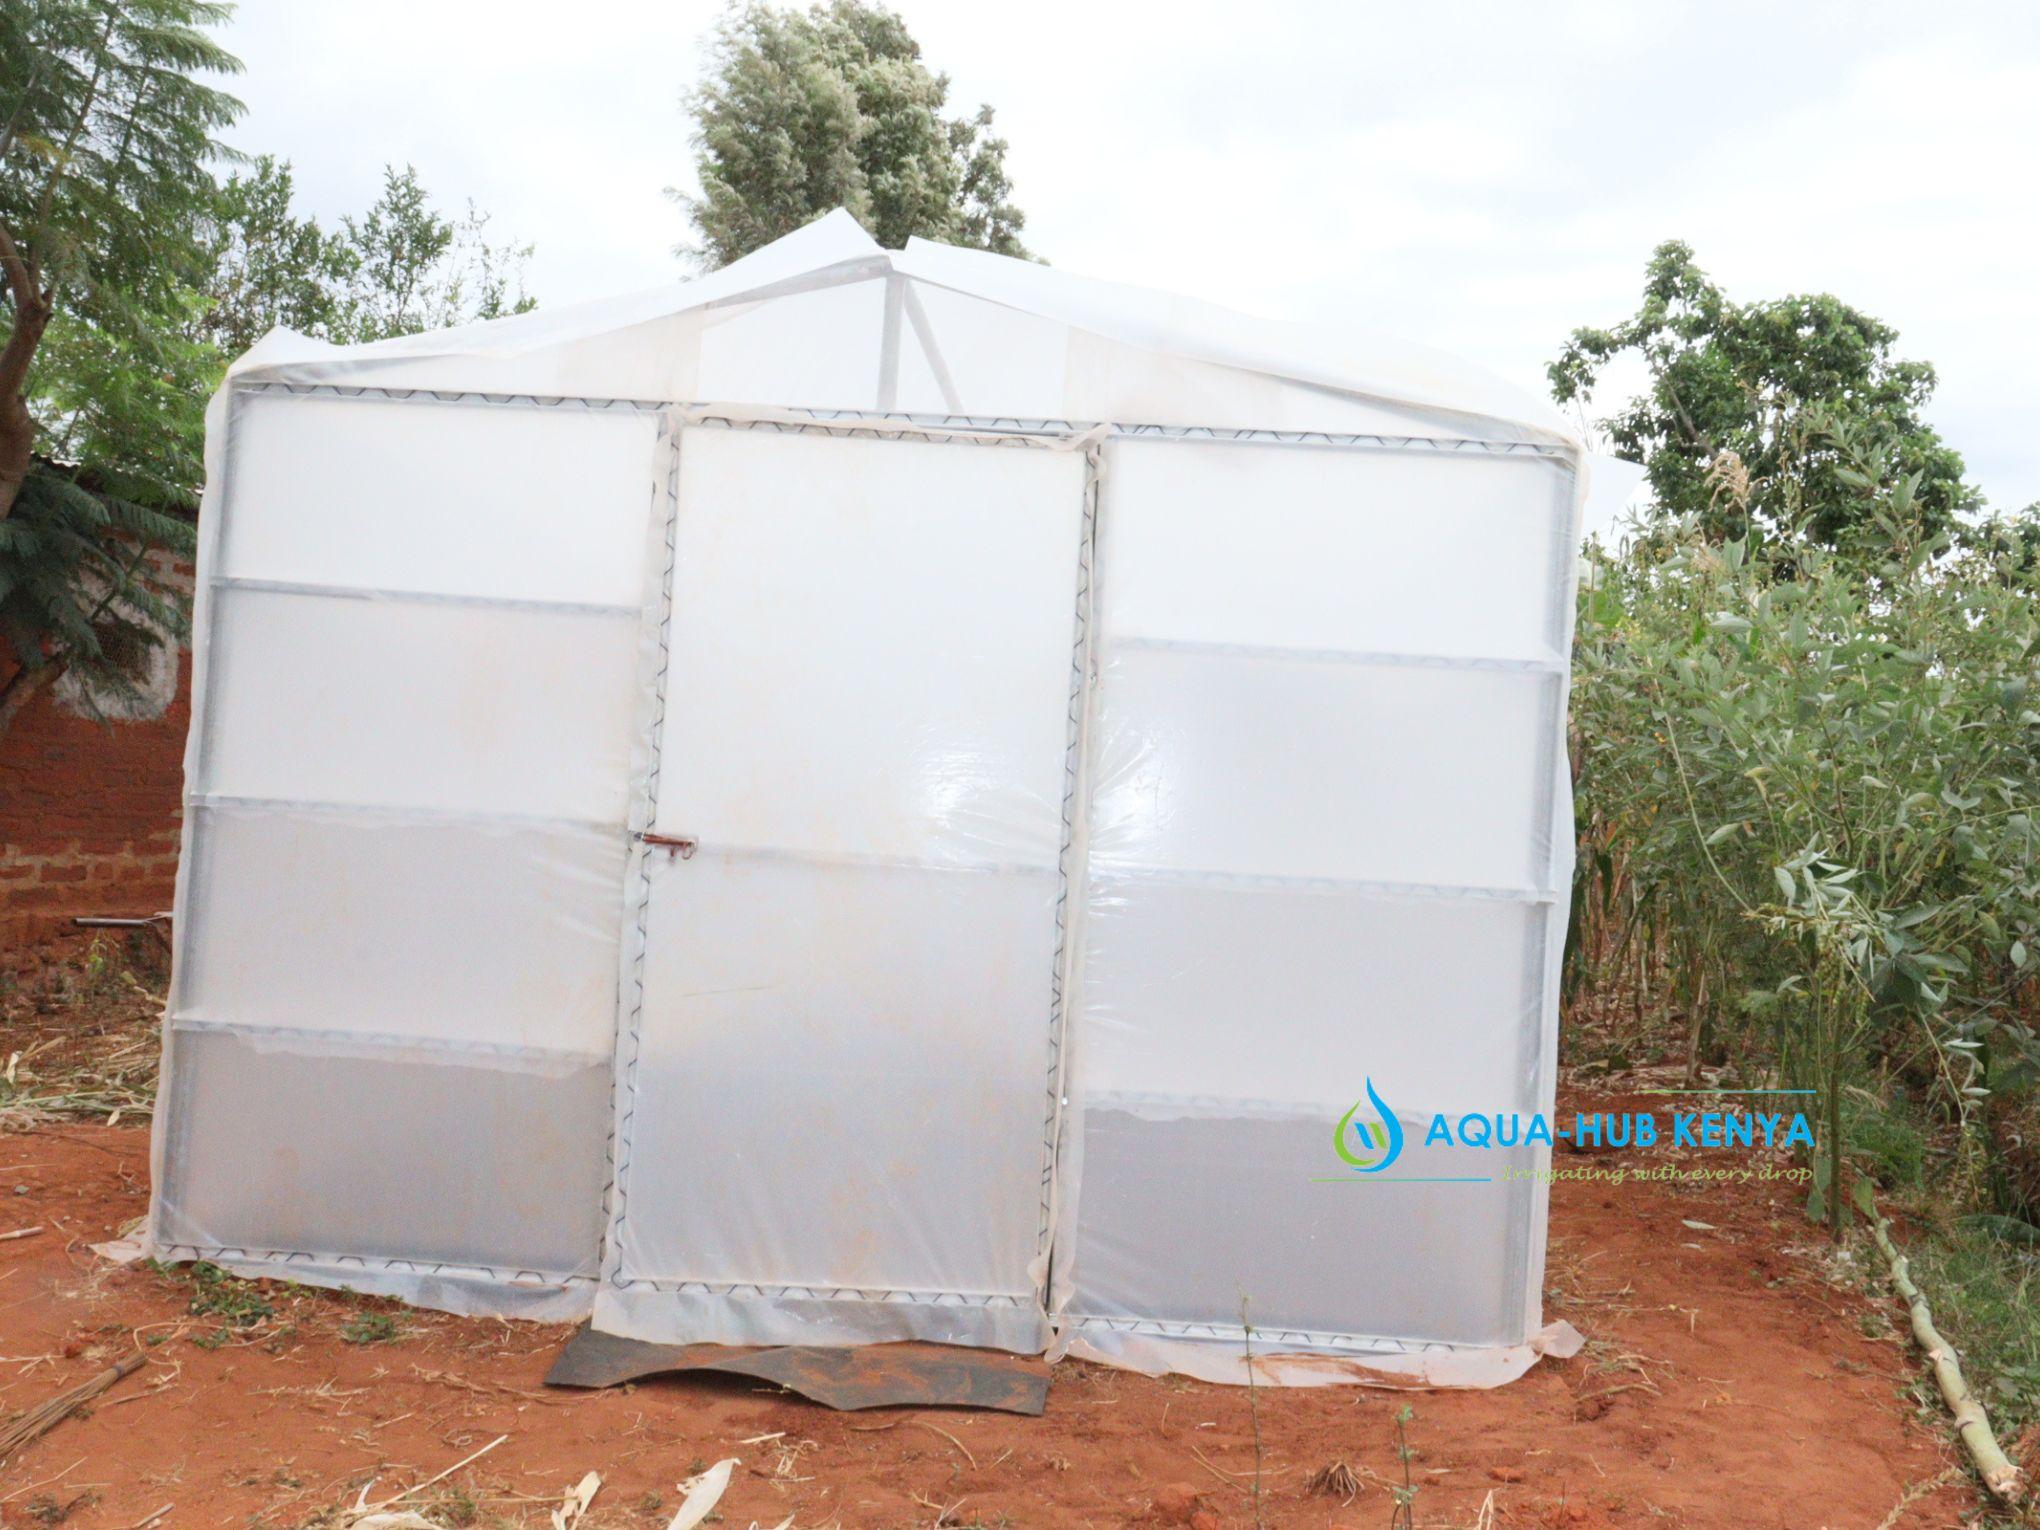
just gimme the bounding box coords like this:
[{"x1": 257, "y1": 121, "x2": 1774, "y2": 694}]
[{"x1": 229, "y1": 209, "x2": 1574, "y2": 446}]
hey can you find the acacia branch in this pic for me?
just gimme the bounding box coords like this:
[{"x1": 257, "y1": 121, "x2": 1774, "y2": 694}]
[
  {"x1": 0, "y1": 220, "x2": 49, "y2": 388},
  {"x1": 31, "y1": 1, "x2": 121, "y2": 240},
  {"x1": 0, "y1": 16, "x2": 62, "y2": 164},
  {"x1": 0, "y1": 218, "x2": 53, "y2": 522}
]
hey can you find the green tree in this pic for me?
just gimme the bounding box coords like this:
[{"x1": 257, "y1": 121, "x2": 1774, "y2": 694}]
[
  {"x1": 334, "y1": 164, "x2": 534, "y2": 343},
  {"x1": 1960, "y1": 502, "x2": 2040, "y2": 582},
  {"x1": 192, "y1": 160, "x2": 536, "y2": 353},
  {"x1": 0, "y1": 10, "x2": 532, "y2": 744},
  {"x1": 678, "y1": 0, "x2": 1031, "y2": 267},
  {"x1": 0, "y1": 0, "x2": 240, "y2": 734},
  {"x1": 1550, "y1": 241, "x2": 1979, "y2": 547},
  {"x1": 191, "y1": 154, "x2": 353, "y2": 357}
]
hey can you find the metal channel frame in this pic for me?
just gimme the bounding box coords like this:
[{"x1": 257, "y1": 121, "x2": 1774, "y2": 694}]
[{"x1": 157, "y1": 381, "x2": 1582, "y2": 1343}]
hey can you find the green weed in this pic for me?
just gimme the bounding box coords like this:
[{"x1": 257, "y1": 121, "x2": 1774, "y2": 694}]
[{"x1": 338, "y1": 1310, "x2": 403, "y2": 1345}]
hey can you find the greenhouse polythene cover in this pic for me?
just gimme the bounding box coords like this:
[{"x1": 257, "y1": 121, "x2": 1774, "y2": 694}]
[{"x1": 145, "y1": 209, "x2": 1627, "y2": 1386}]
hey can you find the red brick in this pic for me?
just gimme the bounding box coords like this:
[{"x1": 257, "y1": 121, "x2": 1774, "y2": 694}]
[{"x1": 2, "y1": 642, "x2": 190, "y2": 942}]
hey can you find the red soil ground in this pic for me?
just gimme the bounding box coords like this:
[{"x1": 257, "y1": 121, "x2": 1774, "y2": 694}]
[{"x1": 0, "y1": 1098, "x2": 1981, "y2": 1528}]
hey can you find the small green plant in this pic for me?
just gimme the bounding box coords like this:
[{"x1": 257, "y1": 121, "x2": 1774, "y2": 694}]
[
  {"x1": 80, "y1": 937, "x2": 119, "y2": 997},
  {"x1": 1388, "y1": 1404, "x2": 1419, "y2": 1529},
  {"x1": 185, "y1": 1261, "x2": 274, "y2": 1328},
  {"x1": 338, "y1": 1310, "x2": 403, "y2": 1345}
]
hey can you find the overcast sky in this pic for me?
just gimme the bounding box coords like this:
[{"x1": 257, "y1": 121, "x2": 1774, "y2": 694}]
[{"x1": 217, "y1": 0, "x2": 2040, "y2": 509}]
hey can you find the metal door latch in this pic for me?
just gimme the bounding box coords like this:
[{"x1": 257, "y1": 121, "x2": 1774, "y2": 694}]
[{"x1": 637, "y1": 832, "x2": 698, "y2": 860}]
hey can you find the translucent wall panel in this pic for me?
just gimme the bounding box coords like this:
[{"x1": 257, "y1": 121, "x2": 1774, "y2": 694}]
[
  {"x1": 202, "y1": 588, "x2": 639, "y2": 821},
  {"x1": 177, "y1": 806, "x2": 625, "y2": 1055},
  {"x1": 1088, "y1": 649, "x2": 1556, "y2": 891},
  {"x1": 1080, "y1": 883, "x2": 1546, "y2": 1115},
  {"x1": 156, "y1": 1028, "x2": 609, "y2": 1277},
  {"x1": 1061, "y1": 333, "x2": 1501, "y2": 440},
  {"x1": 894, "y1": 280, "x2": 1071, "y2": 420},
  {"x1": 1058, "y1": 436, "x2": 1572, "y2": 1358},
  {"x1": 156, "y1": 393, "x2": 659, "y2": 1297},
  {"x1": 1104, "y1": 441, "x2": 1571, "y2": 661},
  {"x1": 1068, "y1": 1113, "x2": 1534, "y2": 1349},
  {"x1": 652, "y1": 429, "x2": 1080, "y2": 867},
  {"x1": 601, "y1": 427, "x2": 1085, "y2": 1349},
  {"x1": 614, "y1": 853, "x2": 1058, "y2": 1290},
  {"x1": 224, "y1": 394, "x2": 659, "y2": 606}
]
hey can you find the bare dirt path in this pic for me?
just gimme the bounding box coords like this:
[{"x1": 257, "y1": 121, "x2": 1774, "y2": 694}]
[{"x1": 0, "y1": 1107, "x2": 1978, "y2": 1528}]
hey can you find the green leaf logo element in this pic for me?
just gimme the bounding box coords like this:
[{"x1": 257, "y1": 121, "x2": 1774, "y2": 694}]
[{"x1": 1333, "y1": 1078, "x2": 1404, "y2": 1173}]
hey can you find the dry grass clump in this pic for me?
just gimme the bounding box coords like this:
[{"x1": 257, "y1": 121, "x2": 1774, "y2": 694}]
[
  {"x1": 1304, "y1": 1458, "x2": 1363, "y2": 1502},
  {"x1": 1, "y1": 932, "x2": 164, "y2": 1129}
]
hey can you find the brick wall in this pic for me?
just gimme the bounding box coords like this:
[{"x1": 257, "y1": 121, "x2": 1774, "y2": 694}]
[{"x1": 1, "y1": 558, "x2": 194, "y2": 953}]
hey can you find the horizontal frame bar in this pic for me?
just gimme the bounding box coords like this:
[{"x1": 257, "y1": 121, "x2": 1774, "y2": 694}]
[
  {"x1": 1083, "y1": 865, "x2": 1559, "y2": 904},
  {"x1": 1077, "y1": 1087, "x2": 1541, "y2": 1122},
  {"x1": 1110, "y1": 634, "x2": 1565, "y2": 675},
  {"x1": 606, "y1": 1274, "x2": 1036, "y2": 1305},
  {"x1": 152, "y1": 1241, "x2": 593, "y2": 1288},
  {"x1": 187, "y1": 794, "x2": 619, "y2": 834},
  {"x1": 211, "y1": 574, "x2": 640, "y2": 619},
  {"x1": 166, "y1": 1015, "x2": 609, "y2": 1071},
  {"x1": 229, "y1": 380, "x2": 1574, "y2": 460},
  {"x1": 1063, "y1": 1311, "x2": 1501, "y2": 1357},
  {"x1": 650, "y1": 840, "x2": 1060, "y2": 880}
]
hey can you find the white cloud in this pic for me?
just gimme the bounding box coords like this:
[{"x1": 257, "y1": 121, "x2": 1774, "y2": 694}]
[{"x1": 217, "y1": 0, "x2": 2040, "y2": 506}]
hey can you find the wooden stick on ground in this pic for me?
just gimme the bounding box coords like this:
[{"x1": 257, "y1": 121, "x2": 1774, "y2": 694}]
[
  {"x1": 0, "y1": 1351, "x2": 146, "y2": 1465},
  {"x1": 1866, "y1": 1197, "x2": 2023, "y2": 1501}
]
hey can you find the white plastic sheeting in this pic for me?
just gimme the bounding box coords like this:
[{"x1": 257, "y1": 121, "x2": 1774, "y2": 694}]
[{"x1": 149, "y1": 210, "x2": 1590, "y2": 1382}]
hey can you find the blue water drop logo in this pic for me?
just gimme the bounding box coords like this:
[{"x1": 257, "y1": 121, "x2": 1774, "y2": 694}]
[{"x1": 1333, "y1": 1078, "x2": 1405, "y2": 1174}]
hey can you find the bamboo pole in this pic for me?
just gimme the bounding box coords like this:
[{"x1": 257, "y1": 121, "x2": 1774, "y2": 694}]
[{"x1": 1868, "y1": 1207, "x2": 2023, "y2": 1501}]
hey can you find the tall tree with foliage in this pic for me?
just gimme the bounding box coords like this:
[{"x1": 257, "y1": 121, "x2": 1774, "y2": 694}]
[
  {"x1": 679, "y1": 0, "x2": 1031, "y2": 267},
  {"x1": 334, "y1": 164, "x2": 534, "y2": 342},
  {"x1": 1550, "y1": 241, "x2": 1978, "y2": 546},
  {"x1": 0, "y1": 0, "x2": 241, "y2": 734},
  {"x1": 195, "y1": 160, "x2": 536, "y2": 353},
  {"x1": 1, "y1": 0, "x2": 240, "y2": 511},
  {"x1": 190, "y1": 154, "x2": 353, "y2": 357}
]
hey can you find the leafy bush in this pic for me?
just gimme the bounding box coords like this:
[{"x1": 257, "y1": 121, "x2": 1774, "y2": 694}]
[
  {"x1": 1843, "y1": 1088, "x2": 1930, "y2": 1193},
  {"x1": 1569, "y1": 415, "x2": 2040, "y2": 1231}
]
